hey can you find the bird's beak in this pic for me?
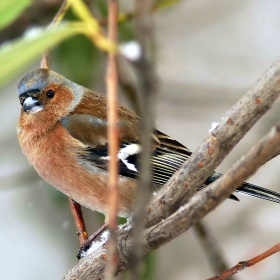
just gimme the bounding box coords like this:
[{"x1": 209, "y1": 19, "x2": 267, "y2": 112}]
[{"x1": 23, "y1": 96, "x2": 43, "y2": 114}]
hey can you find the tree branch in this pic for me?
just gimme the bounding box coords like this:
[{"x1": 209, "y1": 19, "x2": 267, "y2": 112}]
[
  {"x1": 207, "y1": 242, "x2": 280, "y2": 280},
  {"x1": 144, "y1": 117, "x2": 280, "y2": 253},
  {"x1": 145, "y1": 58, "x2": 280, "y2": 228},
  {"x1": 63, "y1": 58, "x2": 280, "y2": 279}
]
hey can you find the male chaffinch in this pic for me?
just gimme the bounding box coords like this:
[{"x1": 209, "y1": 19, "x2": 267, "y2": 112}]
[{"x1": 17, "y1": 69, "x2": 280, "y2": 222}]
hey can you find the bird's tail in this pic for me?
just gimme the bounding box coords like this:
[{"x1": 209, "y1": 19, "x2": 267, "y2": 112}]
[
  {"x1": 236, "y1": 181, "x2": 280, "y2": 204},
  {"x1": 205, "y1": 172, "x2": 280, "y2": 204}
]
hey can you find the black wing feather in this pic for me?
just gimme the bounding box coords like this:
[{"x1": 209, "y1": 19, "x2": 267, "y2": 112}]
[
  {"x1": 72, "y1": 122, "x2": 280, "y2": 204},
  {"x1": 78, "y1": 137, "x2": 191, "y2": 186}
]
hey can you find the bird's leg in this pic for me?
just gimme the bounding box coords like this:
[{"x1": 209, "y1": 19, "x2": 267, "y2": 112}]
[
  {"x1": 68, "y1": 198, "x2": 88, "y2": 244},
  {"x1": 68, "y1": 198, "x2": 108, "y2": 258},
  {"x1": 77, "y1": 223, "x2": 108, "y2": 259}
]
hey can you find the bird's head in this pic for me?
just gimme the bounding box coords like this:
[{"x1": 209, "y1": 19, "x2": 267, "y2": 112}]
[{"x1": 18, "y1": 68, "x2": 85, "y2": 118}]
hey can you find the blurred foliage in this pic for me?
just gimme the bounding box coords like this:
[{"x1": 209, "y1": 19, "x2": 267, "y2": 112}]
[
  {"x1": 0, "y1": 0, "x2": 113, "y2": 89},
  {"x1": 143, "y1": 252, "x2": 156, "y2": 280},
  {"x1": 0, "y1": 0, "x2": 181, "y2": 278},
  {"x1": 0, "y1": 0, "x2": 32, "y2": 30},
  {"x1": 51, "y1": 7, "x2": 105, "y2": 87},
  {"x1": 0, "y1": 0, "x2": 175, "y2": 89},
  {"x1": 0, "y1": 22, "x2": 90, "y2": 88},
  {"x1": 94, "y1": 0, "x2": 108, "y2": 17},
  {"x1": 118, "y1": 20, "x2": 135, "y2": 42},
  {"x1": 52, "y1": 35, "x2": 104, "y2": 87}
]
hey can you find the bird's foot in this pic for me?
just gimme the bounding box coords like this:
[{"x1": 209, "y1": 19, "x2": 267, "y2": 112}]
[{"x1": 77, "y1": 223, "x2": 108, "y2": 259}]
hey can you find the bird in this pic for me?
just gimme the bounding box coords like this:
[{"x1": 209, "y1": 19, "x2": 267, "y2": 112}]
[{"x1": 17, "y1": 68, "x2": 280, "y2": 224}]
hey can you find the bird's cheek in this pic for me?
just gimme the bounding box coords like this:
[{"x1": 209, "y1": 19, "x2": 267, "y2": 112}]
[{"x1": 51, "y1": 99, "x2": 74, "y2": 118}]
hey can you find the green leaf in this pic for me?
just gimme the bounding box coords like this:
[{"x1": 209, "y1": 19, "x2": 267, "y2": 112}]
[
  {"x1": 0, "y1": 22, "x2": 90, "y2": 88},
  {"x1": 69, "y1": 0, "x2": 116, "y2": 52},
  {"x1": 0, "y1": 0, "x2": 32, "y2": 30}
]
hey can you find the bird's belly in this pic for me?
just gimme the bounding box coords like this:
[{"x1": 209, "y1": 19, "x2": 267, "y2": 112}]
[
  {"x1": 33, "y1": 151, "x2": 136, "y2": 217},
  {"x1": 19, "y1": 127, "x2": 137, "y2": 218}
]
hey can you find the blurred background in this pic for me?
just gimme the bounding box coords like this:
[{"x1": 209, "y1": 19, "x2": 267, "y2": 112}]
[{"x1": 1, "y1": 0, "x2": 280, "y2": 279}]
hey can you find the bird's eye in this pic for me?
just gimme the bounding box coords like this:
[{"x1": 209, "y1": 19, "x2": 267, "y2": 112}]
[{"x1": 46, "y1": 89, "x2": 55, "y2": 98}]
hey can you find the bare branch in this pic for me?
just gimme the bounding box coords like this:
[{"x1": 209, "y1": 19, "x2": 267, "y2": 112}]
[
  {"x1": 144, "y1": 117, "x2": 280, "y2": 252},
  {"x1": 63, "y1": 58, "x2": 280, "y2": 280},
  {"x1": 145, "y1": 59, "x2": 280, "y2": 228},
  {"x1": 207, "y1": 243, "x2": 280, "y2": 280},
  {"x1": 129, "y1": 0, "x2": 157, "y2": 279}
]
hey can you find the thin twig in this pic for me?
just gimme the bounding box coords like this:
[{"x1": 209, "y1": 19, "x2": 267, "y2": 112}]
[
  {"x1": 48, "y1": 0, "x2": 70, "y2": 29},
  {"x1": 40, "y1": 50, "x2": 52, "y2": 69},
  {"x1": 194, "y1": 221, "x2": 232, "y2": 278},
  {"x1": 40, "y1": 0, "x2": 70, "y2": 68},
  {"x1": 98, "y1": 0, "x2": 181, "y2": 26},
  {"x1": 129, "y1": 0, "x2": 157, "y2": 279},
  {"x1": 116, "y1": 56, "x2": 141, "y2": 114},
  {"x1": 104, "y1": 0, "x2": 119, "y2": 279},
  {"x1": 207, "y1": 242, "x2": 280, "y2": 280}
]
